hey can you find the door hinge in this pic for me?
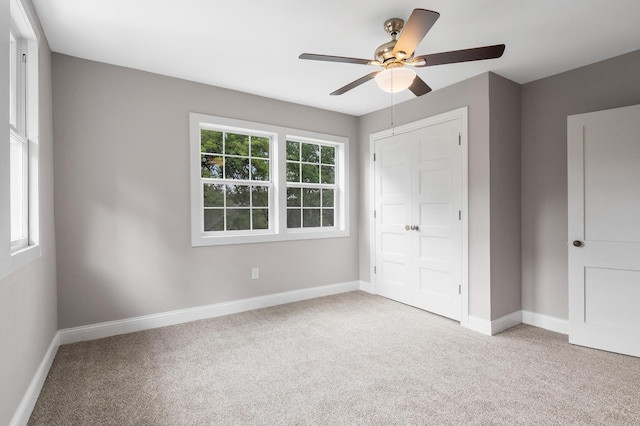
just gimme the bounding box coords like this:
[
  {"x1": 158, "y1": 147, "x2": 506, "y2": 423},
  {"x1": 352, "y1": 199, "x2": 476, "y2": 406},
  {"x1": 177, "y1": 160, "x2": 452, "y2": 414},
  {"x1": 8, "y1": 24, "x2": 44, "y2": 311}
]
[
  {"x1": 374, "y1": 210, "x2": 377, "y2": 218},
  {"x1": 373, "y1": 153, "x2": 376, "y2": 161},
  {"x1": 458, "y1": 132, "x2": 461, "y2": 146},
  {"x1": 22, "y1": 53, "x2": 27, "y2": 63},
  {"x1": 458, "y1": 210, "x2": 461, "y2": 220},
  {"x1": 458, "y1": 285, "x2": 461, "y2": 295},
  {"x1": 374, "y1": 266, "x2": 377, "y2": 274}
]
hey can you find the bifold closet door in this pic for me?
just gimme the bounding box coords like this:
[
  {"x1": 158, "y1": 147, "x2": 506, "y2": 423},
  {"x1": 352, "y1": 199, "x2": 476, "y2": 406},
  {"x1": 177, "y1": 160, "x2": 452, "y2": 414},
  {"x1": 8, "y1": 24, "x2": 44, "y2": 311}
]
[{"x1": 374, "y1": 118, "x2": 462, "y2": 321}]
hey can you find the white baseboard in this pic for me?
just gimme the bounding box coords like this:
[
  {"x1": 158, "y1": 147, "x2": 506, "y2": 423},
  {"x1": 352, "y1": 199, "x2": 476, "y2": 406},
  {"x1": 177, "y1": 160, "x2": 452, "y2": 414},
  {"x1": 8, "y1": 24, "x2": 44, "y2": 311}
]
[
  {"x1": 466, "y1": 310, "x2": 523, "y2": 336},
  {"x1": 10, "y1": 332, "x2": 60, "y2": 426},
  {"x1": 466, "y1": 315, "x2": 492, "y2": 336},
  {"x1": 358, "y1": 280, "x2": 375, "y2": 294},
  {"x1": 491, "y1": 310, "x2": 523, "y2": 335},
  {"x1": 522, "y1": 310, "x2": 569, "y2": 335},
  {"x1": 59, "y1": 281, "x2": 361, "y2": 345},
  {"x1": 468, "y1": 310, "x2": 569, "y2": 336}
]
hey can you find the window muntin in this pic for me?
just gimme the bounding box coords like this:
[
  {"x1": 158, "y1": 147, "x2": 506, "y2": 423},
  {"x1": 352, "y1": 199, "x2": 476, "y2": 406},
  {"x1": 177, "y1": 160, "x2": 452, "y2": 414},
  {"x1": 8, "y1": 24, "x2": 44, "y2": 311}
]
[
  {"x1": 199, "y1": 129, "x2": 272, "y2": 233},
  {"x1": 286, "y1": 140, "x2": 337, "y2": 229},
  {"x1": 190, "y1": 114, "x2": 349, "y2": 246}
]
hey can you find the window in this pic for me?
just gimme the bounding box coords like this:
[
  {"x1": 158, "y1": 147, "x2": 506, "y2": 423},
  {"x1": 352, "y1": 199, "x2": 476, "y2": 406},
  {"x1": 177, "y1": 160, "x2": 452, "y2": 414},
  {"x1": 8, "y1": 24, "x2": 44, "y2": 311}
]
[
  {"x1": 285, "y1": 140, "x2": 336, "y2": 229},
  {"x1": 1, "y1": 0, "x2": 40, "y2": 280},
  {"x1": 190, "y1": 114, "x2": 349, "y2": 246}
]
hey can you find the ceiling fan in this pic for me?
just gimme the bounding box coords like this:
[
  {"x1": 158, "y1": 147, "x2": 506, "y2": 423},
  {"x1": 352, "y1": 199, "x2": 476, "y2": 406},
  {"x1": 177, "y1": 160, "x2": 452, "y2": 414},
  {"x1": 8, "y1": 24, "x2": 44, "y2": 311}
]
[{"x1": 299, "y1": 9, "x2": 505, "y2": 97}]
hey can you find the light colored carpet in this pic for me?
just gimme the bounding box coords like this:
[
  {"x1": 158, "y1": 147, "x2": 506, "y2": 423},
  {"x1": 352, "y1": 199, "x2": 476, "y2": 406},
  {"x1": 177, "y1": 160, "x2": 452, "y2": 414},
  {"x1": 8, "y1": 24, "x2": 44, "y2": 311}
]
[{"x1": 29, "y1": 291, "x2": 640, "y2": 425}]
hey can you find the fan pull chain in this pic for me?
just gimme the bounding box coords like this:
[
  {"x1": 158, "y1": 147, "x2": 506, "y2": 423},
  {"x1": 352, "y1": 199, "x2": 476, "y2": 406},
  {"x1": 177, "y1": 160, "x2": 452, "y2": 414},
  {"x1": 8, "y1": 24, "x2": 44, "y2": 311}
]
[
  {"x1": 391, "y1": 93, "x2": 396, "y2": 136},
  {"x1": 391, "y1": 74, "x2": 396, "y2": 136}
]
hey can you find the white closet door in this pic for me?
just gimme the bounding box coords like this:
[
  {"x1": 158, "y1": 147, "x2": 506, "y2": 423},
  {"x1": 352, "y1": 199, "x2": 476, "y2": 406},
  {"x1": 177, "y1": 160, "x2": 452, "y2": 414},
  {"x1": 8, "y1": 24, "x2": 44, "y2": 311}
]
[
  {"x1": 374, "y1": 118, "x2": 462, "y2": 321},
  {"x1": 568, "y1": 104, "x2": 640, "y2": 357}
]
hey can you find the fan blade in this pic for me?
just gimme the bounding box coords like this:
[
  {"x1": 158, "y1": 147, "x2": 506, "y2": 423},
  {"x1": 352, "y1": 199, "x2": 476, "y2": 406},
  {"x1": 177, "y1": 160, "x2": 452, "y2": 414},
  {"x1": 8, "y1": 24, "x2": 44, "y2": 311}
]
[
  {"x1": 299, "y1": 53, "x2": 377, "y2": 66},
  {"x1": 413, "y1": 44, "x2": 506, "y2": 67},
  {"x1": 393, "y1": 9, "x2": 440, "y2": 58},
  {"x1": 408, "y1": 76, "x2": 432, "y2": 97},
  {"x1": 330, "y1": 72, "x2": 380, "y2": 96}
]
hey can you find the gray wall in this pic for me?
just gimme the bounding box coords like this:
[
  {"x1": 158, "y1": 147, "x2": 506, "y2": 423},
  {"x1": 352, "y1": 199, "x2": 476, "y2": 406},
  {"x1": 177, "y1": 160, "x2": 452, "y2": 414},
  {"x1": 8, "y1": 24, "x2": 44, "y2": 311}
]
[
  {"x1": 521, "y1": 49, "x2": 640, "y2": 319},
  {"x1": 358, "y1": 73, "x2": 495, "y2": 320},
  {"x1": 489, "y1": 73, "x2": 522, "y2": 320},
  {"x1": 0, "y1": 0, "x2": 57, "y2": 424},
  {"x1": 52, "y1": 54, "x2": 360, "y2": 329}
]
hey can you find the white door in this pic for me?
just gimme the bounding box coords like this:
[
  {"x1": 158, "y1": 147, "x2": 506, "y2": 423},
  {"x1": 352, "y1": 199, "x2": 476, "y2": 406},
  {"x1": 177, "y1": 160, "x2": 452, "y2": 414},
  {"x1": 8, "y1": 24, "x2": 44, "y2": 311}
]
[
  {"x1": 374, "y1": 117, "x2": 463, "y2": 321},
  {"x1": 568, "y1": 103, "x2": 640, "y2": 358}
]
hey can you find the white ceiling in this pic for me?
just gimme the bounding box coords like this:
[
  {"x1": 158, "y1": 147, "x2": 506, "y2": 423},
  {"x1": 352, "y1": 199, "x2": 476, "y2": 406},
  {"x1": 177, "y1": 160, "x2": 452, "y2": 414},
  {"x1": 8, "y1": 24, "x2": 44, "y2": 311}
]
[{"x1": 33, "y1": 0, "x2": 640, "y2": 116}]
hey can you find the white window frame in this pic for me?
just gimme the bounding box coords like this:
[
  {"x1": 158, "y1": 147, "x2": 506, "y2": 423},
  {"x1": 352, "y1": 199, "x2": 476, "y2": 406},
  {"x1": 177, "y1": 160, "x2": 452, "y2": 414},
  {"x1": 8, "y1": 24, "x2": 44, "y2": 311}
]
[
  {"x1": 190, "y1": 113, "x2": 349, "y2": 246},
  {"x1": 1, "y1": 0, "x2": 41, "y2": 280}
]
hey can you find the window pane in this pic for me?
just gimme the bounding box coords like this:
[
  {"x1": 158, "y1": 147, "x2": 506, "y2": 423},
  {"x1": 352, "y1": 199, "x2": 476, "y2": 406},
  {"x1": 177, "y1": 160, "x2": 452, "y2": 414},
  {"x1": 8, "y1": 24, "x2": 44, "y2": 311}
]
[
  {"x1": 301, "y1": 143, "x2": 320, "y2": 163},
  {"x1": 251, "y1": 136, "x2": 270, "y2": 158},
  {"x1": 252, "y1": 186, "x2": 269, "y2": 207},
  {"x1": 321, "y1": 166, "x2": 335, "y2": 184},
  {"x1": 226, "y1": 185, "x2": 250, "y2": 207},
  {"x1": 9, "y1": 33, "x2": 17, "y2": 129},
  {"x1": 252, "y1": 209, "x2": 269, "y2": 230},
  {"x1": 286, "y1": 141, "x2": 300, "y2": 161},
  {"x1": 301, "y1": 164, "x2": 319, "y2": 183},
  {"x1": 303, "y1": 209, "x2": 321, "y2": 228},
  {"x1": 225, "y1": 133, "x2": 249, "y2": 156},
  {"x1": 10, "y1": 139, "x2": 25, "y2": 240},
  {"x1": 203, "y1": 184, "x2": 224, "y2": 207},
  {"x1": 201, "y1": 130, "x2": 223, "y2": 154},
  {"x1": 251, "y1": 159, "x2": 269, "y2": 181},
  {"x1": 321, "y1": 145, "x2": 335, "y2": 165},
  {"x1": 287, "y1": 187, "x2": 301, "y2": 207},
  {"x1": 286, "y1": 162, "x2": 300, "y2": 182},
  {"x1": 322, "y1": 209, "x2": 334, "y2": 227},
  {"x1": 322, "y1": 189, "x2": 334, "y2": 207},
  {"x1": 225, "y1": 157, "x2": 250, "y2": 180},
  {"x1": 204, "y1": 209, "x2": 224, "y2": 232},
  {"x1": 227, "y1": 209, "x2": 251, "y2": 230},
  {"x1": 303, "y1": 188, "x2": 321, "y2": 207},
  {"x1": 287, "y1": 209, "x2": 301, "y2": 228},
  {"x1": 201, "y1": 155, "x2": 222, "y2": 178}
]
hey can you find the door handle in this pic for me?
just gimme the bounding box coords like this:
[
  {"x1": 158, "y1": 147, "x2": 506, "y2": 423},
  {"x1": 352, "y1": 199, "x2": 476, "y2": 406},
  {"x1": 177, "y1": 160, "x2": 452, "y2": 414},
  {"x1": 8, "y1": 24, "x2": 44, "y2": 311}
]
[
  {"x1": 572, "y1": 240, "x2": 583, "y2": 247},
  {"x1": 411, "y1": 225, "x2": 420, "y2": 231}
]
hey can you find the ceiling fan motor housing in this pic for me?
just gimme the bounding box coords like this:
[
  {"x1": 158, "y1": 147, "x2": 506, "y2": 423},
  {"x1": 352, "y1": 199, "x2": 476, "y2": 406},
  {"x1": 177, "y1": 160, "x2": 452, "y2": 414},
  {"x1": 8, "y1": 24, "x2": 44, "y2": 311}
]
[
  {"x1": 376, "y1": 18, "x2": 411, "y2": 66},
  {"x1": 375, "y1": 40, "x2": 398, "y2": 64}
]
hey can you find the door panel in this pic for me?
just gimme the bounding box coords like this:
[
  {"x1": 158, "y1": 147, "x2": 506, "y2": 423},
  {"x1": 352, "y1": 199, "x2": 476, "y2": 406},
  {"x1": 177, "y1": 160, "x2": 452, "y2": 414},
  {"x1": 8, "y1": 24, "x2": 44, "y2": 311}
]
[
  {"x1": 376, "y1": 135, "x2": 412, "y2": 297},
  {"x1": 568, "y1": 104, "x2": 640, "y2": 357},
  {"x1": 585, "y1": 267, "x2": 640, "y2": 329},
  {"x1": 583, "y1": 122, "x2": 640, "y2": 242}
]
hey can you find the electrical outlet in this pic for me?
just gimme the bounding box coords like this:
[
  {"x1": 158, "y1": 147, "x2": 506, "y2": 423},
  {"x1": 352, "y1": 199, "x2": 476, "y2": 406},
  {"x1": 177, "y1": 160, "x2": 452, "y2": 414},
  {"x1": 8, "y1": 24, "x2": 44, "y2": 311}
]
[{"x1": 251, "y1": 267, "x2": 259, "y2": 280}]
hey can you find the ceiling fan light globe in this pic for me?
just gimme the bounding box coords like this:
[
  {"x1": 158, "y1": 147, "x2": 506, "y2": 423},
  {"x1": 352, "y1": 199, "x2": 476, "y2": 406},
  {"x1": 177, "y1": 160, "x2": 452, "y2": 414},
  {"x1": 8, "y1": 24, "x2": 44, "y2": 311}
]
[{"x1": 375, "y1": 67, "x2": 417, "y2": 93}]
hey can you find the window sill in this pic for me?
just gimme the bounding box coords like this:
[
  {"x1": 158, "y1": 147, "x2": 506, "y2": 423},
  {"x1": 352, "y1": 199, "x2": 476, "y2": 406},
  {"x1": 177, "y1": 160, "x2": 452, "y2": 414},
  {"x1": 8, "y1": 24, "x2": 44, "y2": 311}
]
[
  {"x1": 192, "y1": 229, "x2": 349, "y2": 247},
  {"x1": 0, "y1": 244, "x2": 41, "y2": 280}
]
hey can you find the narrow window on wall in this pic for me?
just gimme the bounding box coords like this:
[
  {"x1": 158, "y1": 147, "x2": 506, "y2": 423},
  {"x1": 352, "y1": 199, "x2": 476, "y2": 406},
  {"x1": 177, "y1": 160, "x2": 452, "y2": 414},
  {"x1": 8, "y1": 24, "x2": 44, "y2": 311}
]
[
  {"x1": 200, "y1": 129, "x2": 272, "y2": 233},
  {"x1": 2, "y1": 0, "x2": 41, "y2": 280},
  {"x1": 9, "y1": 24, "x2": 29, "y2": 252}
]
